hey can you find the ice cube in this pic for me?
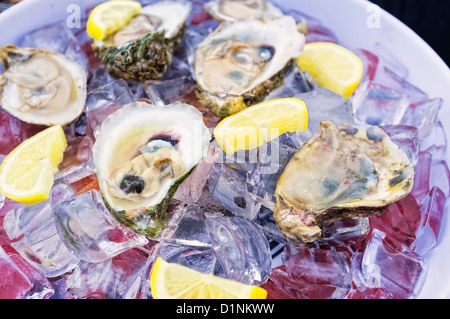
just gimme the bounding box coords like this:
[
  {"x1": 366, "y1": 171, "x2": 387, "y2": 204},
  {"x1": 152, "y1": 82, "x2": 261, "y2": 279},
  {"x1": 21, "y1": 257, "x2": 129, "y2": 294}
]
[
  {"x1": 284, "y1": 8, "x2": 338, "y2": 43},
  {"x1": 144, "y1": 76, "x2": 196, "y2": 107},
  {"x1": 182, "y1": 20, "x2": 218, "y2": 69},
  {"x1": 401, "y1": 98, "x2": 443, "y2": 140},
  {"x1": 348, "y1": 252, "x2": 390, "y2": 299},
  {"x1": 321, "y1": 217, "x2": 371, "y2": 246},
  {"x1": 85, "y1": 79, "x2": 134, "y2": 139},
  {"x1": 0, "y1": 246, "x2": 54, "y2": 299},
  {"x1": 86, "y1": 79, "x2": 135, "y2": 112},
  {"x1": 382, "y1": 125, "x2": 419, "y2": 166},
  {"x1": 266, "y1": 245, "x2": 352, "y2": 299},
  {"x1": 419, "y1": 120, "x2": 448, "y2": 155},
  {"x1": 361, "y1": 229, "x2": 426, "y2": 299},
  {"x1": 209, "y1": 163, "x2": 262, "y2": 220},
  {"x1": 370, "y1": 194, "x2": 421, "y2": 252},
  {"x1": 65, "y1": 247, "x2": 151, "y2": 299},
  {"x1": 2, "y1": 185, "x2": 80, "y2": 277},
  {"x1": 354, "y1": 48, "x2": 379, "y2": 83},
  {"x1": 159, "y1": 205, "x2": 212, "y2": 248},
  {"x1": 412, "y1": 187, "x2": 446, "y2": 255},
  {"x1": 352, "y1": 81, "x2": 410, "y2": 126},
  {"x1": 411, "y1": 151, "x2": 432, "y2": 203},
  {"x1": 429, "y1": 159, "x2": 450, "y2": 198},
  {"x1": 265, "y1": 64, "x2": 318, "y2": 100},
  {"x1": 0, "y1": 110, "x2": 47, "y2": 156},
  {"x1": 416, "y1": 187, "x2": 446, "y2": 253},
  {"x1": 0, "y1": 110, "x2": 22, "y2": 155},
  {"x1": 153, "y1": 243, "x2": 218, "y2": 275},
  {"x1": 205, "y1": 216, "x2": 272, "y2": 285},
  {"x1": 372, "y1": 42, "x2": 409, "y2": 80},
  {"x1": 186, "y1": 0, "x2": 215, "y2": 27},
  {"x1": 54, "y1": 135, "x2": 95, "y2": 186},
  {"x1": 296, "y1": 88, "x2": 355, "y2": 133},
  {"x1": 53, "y1": 190, "x2": 148, "y2": 263},
  {"x1": 173, "y1": 144, "x2": 220, "y2": 205},
  {"x1": 246, "y1": 137, "x2": 297, "y2": 211},
  {"x1": 375, "y1": 67, "x2": 428, "y2": 104},
  {"x1": 252, "y1": 206, "x2": 287, "y2": 243},
  {"x1": 20, "y1": 23, "x2": 88, "y2": 72}
]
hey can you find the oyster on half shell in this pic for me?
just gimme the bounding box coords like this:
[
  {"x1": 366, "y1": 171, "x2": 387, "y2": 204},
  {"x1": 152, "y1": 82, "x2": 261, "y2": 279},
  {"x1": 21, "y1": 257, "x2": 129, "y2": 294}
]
[
  {"x1": 93, "y1": 101, "x2": 211, "y2": 238},
  {"x1": 204, "y1": 0, "x2": 284, "y2": 23},
  {"x1": 93, "y1": 0, "x2": 192, "y2": 82},
  {"x1": 0, "y1": 45, "x2": 86, "y2": 126},
  {"x1": 194, "y1": 16, "x2": 305, "y2": 118},
  {"x1": 274, "y1": 121, "x2": 415, "y2": 244}
]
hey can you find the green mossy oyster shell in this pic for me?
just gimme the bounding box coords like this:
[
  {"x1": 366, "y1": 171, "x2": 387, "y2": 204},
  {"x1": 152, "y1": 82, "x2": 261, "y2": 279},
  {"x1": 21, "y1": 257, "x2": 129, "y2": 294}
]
[
  {"x1": 95, "y1": 26, "x2": 187, "y2": 83},
  {"x1": 104, "y1": 167, "x2": 194, "y2": 238}
]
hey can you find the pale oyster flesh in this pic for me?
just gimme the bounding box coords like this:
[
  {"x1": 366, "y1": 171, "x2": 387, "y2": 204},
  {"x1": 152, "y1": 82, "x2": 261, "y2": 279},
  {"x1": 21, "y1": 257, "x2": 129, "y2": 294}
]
[
  {"x1": 94, "y1": 0, "x2": 192, "y2": 82},
  {"x1": 194, "y1": 16, "x2": 305, "y2": 117},
  {"x1": 274, "y1": 121, "x2": 415, "y2": 244},
  {"x1": 93, "y1": 102, "x2": 211, "y2": 237},
  {"x1": 0, "y1": 45, "x2": 86, "y2": 126},
  {"x1": 204, "y1": 0, "x2": 284, "y2": 22}
]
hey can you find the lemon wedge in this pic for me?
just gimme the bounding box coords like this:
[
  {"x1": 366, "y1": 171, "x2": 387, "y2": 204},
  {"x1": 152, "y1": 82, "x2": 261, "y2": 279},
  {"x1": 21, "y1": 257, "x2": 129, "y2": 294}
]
[
  {"x1": 0, "y1": 125, "x2": 67, "y2": 205},
  {"x1": 150, "y1": 257, "x2": 267, "y2": 299},
  {"x1": 214, "y1": 98, "x2": 308, "y2": 155},
  {"x1": 296, "y1": 42, "x2": 363, "y2": 98},
  {"x1": 86, "y1": 0, "x2": 142, "y2": 41}
]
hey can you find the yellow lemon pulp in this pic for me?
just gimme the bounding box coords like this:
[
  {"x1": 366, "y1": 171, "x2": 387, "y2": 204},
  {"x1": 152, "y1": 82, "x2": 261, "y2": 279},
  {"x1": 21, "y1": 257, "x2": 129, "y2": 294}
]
[
  {"x1": 214, "y1": 98, "x2": 308, "y2": 155},
  {"x1": 150, "y1": 257, "x2": 268, "y2": 299},
  {"x1": 0, "y1": 125, "x2": 67, "y2": 204},
  {"x1": 296, "y1": 42, "x2": 363, "y2": 98},
  {"x1": 86, "y1": 0, "x2": 142, "y2": 41}
]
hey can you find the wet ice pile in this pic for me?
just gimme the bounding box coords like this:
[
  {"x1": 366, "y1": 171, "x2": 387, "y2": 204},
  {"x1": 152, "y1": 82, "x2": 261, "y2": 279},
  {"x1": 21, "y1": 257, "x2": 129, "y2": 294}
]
[{"x1": 0, "y1": 1, "x2": 448, "y2": 299}]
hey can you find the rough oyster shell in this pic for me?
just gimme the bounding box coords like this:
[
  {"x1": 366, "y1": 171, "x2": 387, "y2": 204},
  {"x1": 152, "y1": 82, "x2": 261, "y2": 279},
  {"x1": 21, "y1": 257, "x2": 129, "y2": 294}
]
[
  {"x1": 194, "y1": 16, "x2": 305, "y2": 118},
  {"x1": 274, "y1": 121, "x2": 415, "y2": 244},
  {"x1": 93, "y1": 0, "x2": 192, "y2": 82},
  {"x1": 204, "y1": 0, "x2": 284, "y2": 23},
  {"x1": 0, "y1": 45, "x2": 86, "y2": 126},
  {"x1": 93, "y1": 101, "x2": 211, "y2": 237}
]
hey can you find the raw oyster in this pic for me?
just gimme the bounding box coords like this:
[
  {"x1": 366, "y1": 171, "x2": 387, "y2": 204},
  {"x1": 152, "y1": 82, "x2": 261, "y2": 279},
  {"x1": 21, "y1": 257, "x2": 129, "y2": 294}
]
[
  {"x1": 92, "y1": 101, "x2": 211, "y2": 238},
  {"x1": 0, "y1": 45, "x2": 86, "y2": 126},
  {"x1": 194, "y1": 16, "x2": 305, "y2": 118},
  {"x1": 274, "y1": 121, "x2": 415, "y2": 244},
  {"x1": 93, "y1": 0, "x2": 192, "y2": 82},
  {"x1": 204, "y1": 0, "x2": 284, "y2": 23}
]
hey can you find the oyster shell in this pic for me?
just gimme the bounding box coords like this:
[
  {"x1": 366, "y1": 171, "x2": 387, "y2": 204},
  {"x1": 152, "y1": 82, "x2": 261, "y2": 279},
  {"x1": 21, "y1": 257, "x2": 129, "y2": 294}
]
[
  {"x1": 204, "y1": 0, "x2": 284, "y2": 23},
  {"x1": 274, "y1": 121, "x2": 415, "y2": 244},
  {"x1": 194, "y1": 16, "x2": 305, "y2": 118},
  {"x1": 0, "y1": 45, "x2": 86, "y2": 126},
  {"x1": 93, "y1": 101, "x2": 211, "y2": 237},
  {"x1": 93, "y1": 0, "x2": 192, "y2": 82}
]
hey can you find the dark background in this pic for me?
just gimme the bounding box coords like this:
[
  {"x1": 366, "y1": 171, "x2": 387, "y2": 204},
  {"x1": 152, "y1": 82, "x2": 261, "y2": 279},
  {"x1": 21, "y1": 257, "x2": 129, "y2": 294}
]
[{"x1": 370, "y1": 0, "x2": 450, "y2": 67}]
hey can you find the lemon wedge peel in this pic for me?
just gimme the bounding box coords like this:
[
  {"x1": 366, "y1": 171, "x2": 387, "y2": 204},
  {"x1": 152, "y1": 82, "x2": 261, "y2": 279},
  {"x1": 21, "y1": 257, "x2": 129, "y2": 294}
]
[
  {"x1": 214, "y1": 97, "x2": 309, "y2": 156},
  {"x1": 296, "y1": 42, "x2": 363, "y2": 98},
  {"x1": 150, "y1": 257, "x2": 268, "y2": 299},
  {"x1": 86, "y1": 0, "x2": 143, "y2": 41},
  {"x1": 0, "y1": 125, "x2": 67, "y2": 205}
]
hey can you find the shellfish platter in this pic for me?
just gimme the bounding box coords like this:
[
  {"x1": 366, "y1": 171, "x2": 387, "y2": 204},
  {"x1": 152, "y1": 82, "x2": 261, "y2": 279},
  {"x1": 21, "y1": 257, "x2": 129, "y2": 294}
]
[{"x1": 0, "y1": 0, "x2": 449, "y2": 300}]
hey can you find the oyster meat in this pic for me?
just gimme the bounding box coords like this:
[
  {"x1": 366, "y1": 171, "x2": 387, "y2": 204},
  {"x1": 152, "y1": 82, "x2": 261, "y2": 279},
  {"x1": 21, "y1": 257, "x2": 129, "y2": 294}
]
[
  {"x1": 93, "y1": 0, "x2": 192, "y2": 82},
  {"x1": 204, "y1": 0, "x2": 284, "y2": 23},
  {"x1": 194, "y1": 16, "x2": 305, "y2": 118},
  {"x1": 93, "y1": 101, "x2": 211, "y2": 238},
  {"x1": 274, "y1": 121, "x2": 415, "y2": 244},
  {"x1": 0, "y1": 45, "x2": 86, "y2": 126}
]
